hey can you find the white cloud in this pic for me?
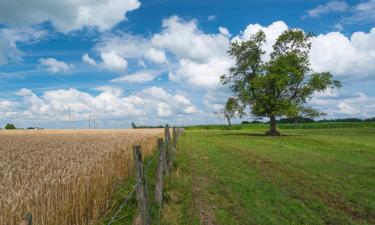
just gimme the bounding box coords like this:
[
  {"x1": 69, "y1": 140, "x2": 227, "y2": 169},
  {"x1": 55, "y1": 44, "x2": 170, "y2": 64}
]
[
  {"x1": 342, "y1": 0, "x2": 375, "y2": 25},
  {"x1": 95, "y1": 16, "x2": 233, "y2": 88},
  {"x1": 0, "y1": 0, "x2": 141, "y2": 33},
  {"x1": 95, "y1": 33, "x2": 167, "y2": 65},
  {"x1": 82, "y1": 53, "x2": 96, "y2": 66},
  {"x1": 310, "y1": 28, "x2": 375, "y2": 79},
  {"x1": 152, "y1": 16, "x2": 229, "y2": 63},
  {"x1": 0, "y1": 27, "x2": 47, "y2": 64},
  {"x1": 312, "y1": 92, "x2": 375, "y2": 118},
  {"x1": 145, "y1": 48, "x2": 168, "y2": 64},
  {"x1": 39, "y1": 57, "x2": 74, "y2": 73},
  {"x1": 169, "y1": 57, "x2": 232, "y2": 88},
  {"x1": 111, "y1": 71, "x2": 159, "y2": 83},
  {"x1": 12, "y1": 86, "x2": 198, "y2": 124},
  {"x1": 305, "y1": 1, "x2": 349, "y2": 18},
  {"x1": 219, "y1": 27, "x2": 231, "y2": 37},
  {"x1": 100, "y1": 51, "x2": 127, "y2": 71}
]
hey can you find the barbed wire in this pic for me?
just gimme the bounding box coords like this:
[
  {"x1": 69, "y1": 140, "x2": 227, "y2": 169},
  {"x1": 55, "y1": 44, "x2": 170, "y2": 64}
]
[
  {"x1": 107, "y1": 181, "x2": 139, "y2": 225},
  {"x1": 107, "y1": 150, "x2": 158, "y2": 225}
]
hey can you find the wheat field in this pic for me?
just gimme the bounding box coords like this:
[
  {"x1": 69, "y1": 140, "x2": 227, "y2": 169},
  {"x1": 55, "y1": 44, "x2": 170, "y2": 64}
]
[{"x1": 0, "y1": 129, "x2": 163, "y2": 225}]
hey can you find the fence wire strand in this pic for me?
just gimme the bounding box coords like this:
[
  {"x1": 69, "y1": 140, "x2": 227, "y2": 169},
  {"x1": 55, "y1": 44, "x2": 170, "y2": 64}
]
[{"x1": 107, "y1": 150, "x2": 158, "y2": 225}]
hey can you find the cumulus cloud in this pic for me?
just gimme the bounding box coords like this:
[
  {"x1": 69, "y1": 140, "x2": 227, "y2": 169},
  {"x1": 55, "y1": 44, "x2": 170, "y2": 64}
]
[
  {"x1": 151, "y1": 16, "x2": 233, "y2": 88},
  {"x1": 152, "y1": 16, "x2": 229, "y2": 63},
  {"x1": 145, "y1": 48, "x2": 168, "y2": 64},
  {"x1": 0, "y1": 0, "x2": 141, "y2": 33},
  {"x1": 95, "y1": 33, "x2": 168, "y2": 66},
  {"x1": 82, "y1": 53, "x2": 96, "y2": 66},
  {"x1": 0, "y1": 27, "x2": 47, "y2": 64},
  {"x1": 311, "y1": 91, "x2": 375, "y2": 118},
  {"x1": 39, "y1": 57, "x2": 74, "y2": 73},
  {"x1": 219, "y1": 27, "x2": 231, "y2": 37},
  {"x1": 100, "y1": 51, "x2": 127, "y2": 71},
  {"x1": 111, "y1": 71, "x2": 159, "y2": 83},
  {"x1": 5, "y1": 86, "x2": 198, "y2": 127},
  {"x1": 310, "y1": 28, "x2": 375, "y2": 79},
  {"x1": 304, "y1": 0, "x2": 349, "y2": 18},
  {"x1": 95, "y1": 16, "x2": 232, "y2": 88}
]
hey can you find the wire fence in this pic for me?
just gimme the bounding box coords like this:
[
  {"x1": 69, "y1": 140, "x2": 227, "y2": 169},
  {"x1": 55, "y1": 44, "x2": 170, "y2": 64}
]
[{"x1": 107, "y1": 150, "x2": 159, "y2": 225}]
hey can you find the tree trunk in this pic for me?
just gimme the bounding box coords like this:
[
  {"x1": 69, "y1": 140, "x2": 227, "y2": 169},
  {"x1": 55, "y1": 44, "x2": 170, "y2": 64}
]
[
  {"x1": 269, "y1": 115, "x2": 277, "y2": 136},
  {"x1": 227, "y1": 118, "x2": 232, "y2": 126}
]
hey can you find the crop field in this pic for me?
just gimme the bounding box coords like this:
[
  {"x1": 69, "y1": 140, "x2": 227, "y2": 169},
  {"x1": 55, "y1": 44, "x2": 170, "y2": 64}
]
[
  {"x1": 0, "y1": 129, "x2": 163, "y2": 225},
  {"x1": 162, "y1": 128, "x2": 375, "y2": 225}
]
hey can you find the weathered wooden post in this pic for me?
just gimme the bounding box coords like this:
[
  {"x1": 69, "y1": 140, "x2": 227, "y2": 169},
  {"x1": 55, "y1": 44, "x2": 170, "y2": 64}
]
[
  {"x1": 172, "y1": 126, "x2": 177, "y2": 163},
  {"x1": 133, "y1": 145, "x2": 151, "y2": 225},
  {"x1": 155, "y1": 138, "x2": 165, "y2": 205},
  {"x1": 19, "y1": 213, "x2": 32, "y2": 225},
  {"x1": 164, "y1": 124, "x2": 172, "y2": 171}
]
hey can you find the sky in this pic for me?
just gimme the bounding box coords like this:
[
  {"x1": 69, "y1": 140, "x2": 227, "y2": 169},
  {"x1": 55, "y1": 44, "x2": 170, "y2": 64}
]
[{"x1": 0, "y1": 0, "x2": 375, "y2": 128}]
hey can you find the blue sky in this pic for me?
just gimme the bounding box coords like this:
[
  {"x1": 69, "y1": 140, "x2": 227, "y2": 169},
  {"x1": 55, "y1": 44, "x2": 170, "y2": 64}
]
[{"x1": 0, "y1": 0, "x2": 375, "y2": 128}]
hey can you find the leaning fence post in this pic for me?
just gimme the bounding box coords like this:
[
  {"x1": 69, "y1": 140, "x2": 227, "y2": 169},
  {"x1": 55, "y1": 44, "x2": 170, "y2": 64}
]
[
  {"x1": 133, "y1": 145, "x2": 151, "y2": 225},
  {"x1": 155, "y1": 138, "x2": 165, "y2": 205},
  {"x1": 19, "y1": 213, "x2": 32, "y2": 225}
]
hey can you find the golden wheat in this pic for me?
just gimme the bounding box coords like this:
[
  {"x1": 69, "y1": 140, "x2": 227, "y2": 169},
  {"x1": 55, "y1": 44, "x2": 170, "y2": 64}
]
[{"x1": 0, "y1": 129, "x2": 163, "y2": 225}]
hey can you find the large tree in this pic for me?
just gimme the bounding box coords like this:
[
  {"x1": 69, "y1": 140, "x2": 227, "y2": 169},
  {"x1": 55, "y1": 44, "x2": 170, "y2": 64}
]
[{"x1": 221, "y1": 29, "x2": 341, "y2": 136}]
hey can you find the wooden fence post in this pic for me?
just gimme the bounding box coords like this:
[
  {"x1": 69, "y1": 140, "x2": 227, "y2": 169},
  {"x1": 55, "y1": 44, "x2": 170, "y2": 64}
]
[
  {"x1": 155, "y1": 138, "x2": 165, "y2": 205},
  {"x1": 133, "y1": 145, "x2": 151, "y2": 225},
  {"x1": 172, "y1": 126, "x2": 177, "y2": 163},
  {"x1": 164, "y1": 124, "x2": 172, "y2": 170},
  {"x1": 19, "y1": 213, "x2": 32, "y2": 225}
]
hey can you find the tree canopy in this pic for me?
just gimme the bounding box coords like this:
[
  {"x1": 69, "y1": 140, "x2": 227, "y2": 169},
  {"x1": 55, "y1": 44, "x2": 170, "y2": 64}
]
[
  {"x1": 5, "y1": 123, "x2": 16, "y2": 129},
  {"x1": 221, "y1": 29, "x2": 341, "y2": 136}
]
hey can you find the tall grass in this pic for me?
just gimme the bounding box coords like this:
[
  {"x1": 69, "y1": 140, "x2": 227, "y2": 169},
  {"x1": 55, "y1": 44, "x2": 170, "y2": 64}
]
[{"x1": 0, "y1": 129, "x2": 162, "y2": 225}]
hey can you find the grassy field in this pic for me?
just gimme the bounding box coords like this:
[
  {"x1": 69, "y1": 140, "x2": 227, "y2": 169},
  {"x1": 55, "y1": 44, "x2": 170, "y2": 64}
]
[
  {"x1": 0, "y1": 129, "x2": 162, "y2": 225},
  {"x1": 161, "y1": 128, "x2": 375, "y2": 225},
  {"x1": 186, "y1": 122, "x2": 375, "y2": 130}
]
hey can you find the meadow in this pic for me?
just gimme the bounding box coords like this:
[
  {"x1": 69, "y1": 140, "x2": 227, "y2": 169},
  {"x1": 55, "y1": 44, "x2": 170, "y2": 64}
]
[
  {"x1": 161, "y1": 128, "x2": 375, "y2": 225},
  {"x1": 185, "y1": 122, "x2": 375, "y2": 130},
  {"x1": 0, "y1": 129, "x2": 162, "y2": 225}
]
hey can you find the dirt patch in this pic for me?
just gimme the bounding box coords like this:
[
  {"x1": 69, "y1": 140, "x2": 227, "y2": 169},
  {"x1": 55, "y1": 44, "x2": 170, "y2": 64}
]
[{"x1": 192, "y1": 176, "x2": 217, "y2": 225}]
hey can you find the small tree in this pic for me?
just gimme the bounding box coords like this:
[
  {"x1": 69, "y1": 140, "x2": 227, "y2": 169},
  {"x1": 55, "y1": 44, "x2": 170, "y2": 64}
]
[
  {"x1": 5, "y1": 123, "x2": 16, "y2": 129},
  {"x1": 216, "y1": 97, "x2": 244, "y2": 126},
  {"x1": 131, "y1": 122, "x2": 137, "y2": 129},
  {"x1": 221, "y1": 29, "x2": 341, "y2": 136}
]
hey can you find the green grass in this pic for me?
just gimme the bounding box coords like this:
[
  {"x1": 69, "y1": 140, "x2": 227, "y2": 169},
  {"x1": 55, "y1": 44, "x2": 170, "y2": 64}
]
[
  {"x1": 186, "y1": 122, "x2": 375, "y2": 130},
  {"x1": 162, "y1": 128, "x2": 375, "y2": 225}
]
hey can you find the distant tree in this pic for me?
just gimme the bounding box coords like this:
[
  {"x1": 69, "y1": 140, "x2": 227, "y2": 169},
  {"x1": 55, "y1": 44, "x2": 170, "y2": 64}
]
[
  {"x1": 216, "y1": 97, "x2": 244, "y2": 126},
  {"x1": 131, "y1": 122, "x2": 136, "y2": 129},
  {"x1": 5, "y1": 123, "x2": 16, "y2": 129},
  {"x1": 221, "y1": 29, "x2": 341, "y2": 136}
]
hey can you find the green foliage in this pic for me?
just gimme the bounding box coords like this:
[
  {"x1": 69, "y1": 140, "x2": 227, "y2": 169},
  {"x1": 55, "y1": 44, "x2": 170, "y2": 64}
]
[
  {"x1": 5, "y1": 123, "x2": 16, "y2": 129},
  {"x1": 221, "y1": 29, "x2": 341, "y2": 135},
  {"x1": 216, "y1": 97, "x2": 244, "y2": 126}
]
